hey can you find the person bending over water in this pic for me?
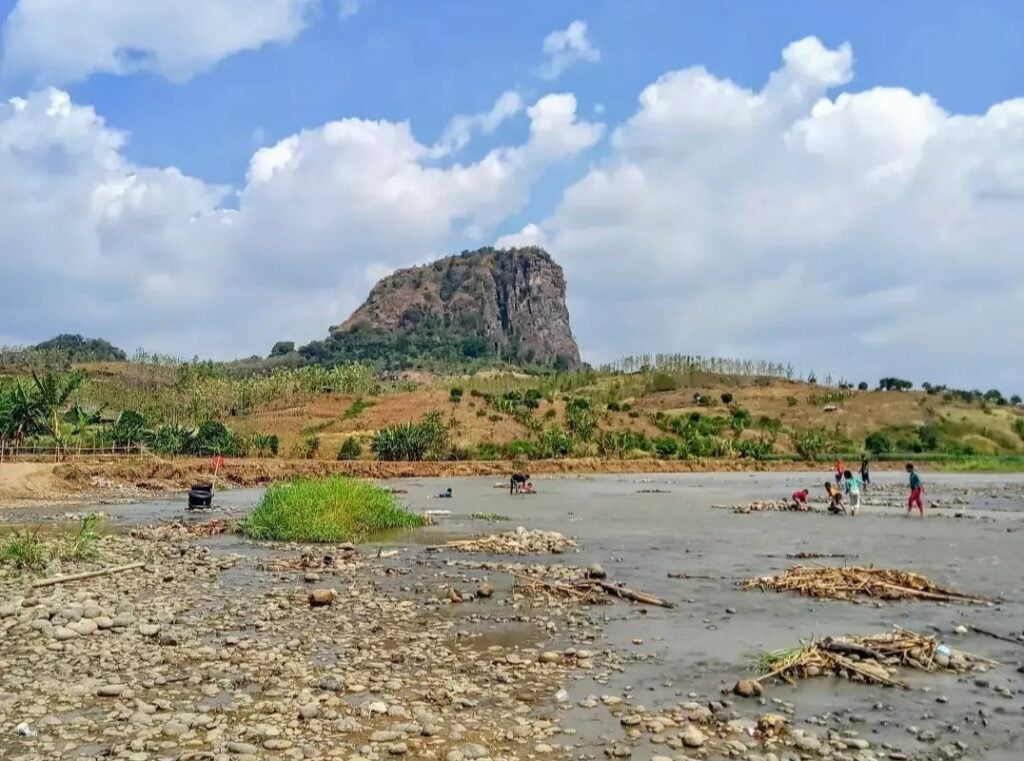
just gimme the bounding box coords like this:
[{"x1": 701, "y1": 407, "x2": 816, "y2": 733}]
[{"x1": 510, "y1": 473, "x2": 529, "y2": 494}]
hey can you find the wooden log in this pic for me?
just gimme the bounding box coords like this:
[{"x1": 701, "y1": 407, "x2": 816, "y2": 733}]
[
  {"x1": 597, "y1": 581, "x2": 675, "y2": 608},
  {"x1": 820, "y1": 640, "x2": 886, "y2": 662},
  {"x1": 32, "y1": 562, "x2": 146, "y2": 588},
  {"x1": 967, "y1": 624, "x2": 1024, "y2": 648}
]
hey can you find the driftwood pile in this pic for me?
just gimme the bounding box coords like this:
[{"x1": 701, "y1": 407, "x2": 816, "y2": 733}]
[
  {"x1": 511, "y1": 569, "x2": 674, "y2": 608},
  {"x1": 743, "y1": 565, "x2": 992, "y2": 604},
  {"x1": 755, "y1": 626, "x2": 997, "y2": 688},
  {"x1": 433, "y1": 527, "x2": 577, "y2": 555}
]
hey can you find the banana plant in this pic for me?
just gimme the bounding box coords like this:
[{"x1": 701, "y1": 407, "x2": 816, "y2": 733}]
[{"x1": 30, "y1": 369, "x2": 84, "y2": 450}]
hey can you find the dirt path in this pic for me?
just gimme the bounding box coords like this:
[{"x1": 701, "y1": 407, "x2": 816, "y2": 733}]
[{"x1": 0, "y1": 463, "x2": 69, "y2": 504}]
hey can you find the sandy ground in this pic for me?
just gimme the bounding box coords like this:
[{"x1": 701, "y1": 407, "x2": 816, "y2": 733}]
[
  {"x1": 4, "y1": 472, "x2": 1023, "y2": 759},
  {"x1": 0, "y1": 463, "x2": 72, "y2": 504}
]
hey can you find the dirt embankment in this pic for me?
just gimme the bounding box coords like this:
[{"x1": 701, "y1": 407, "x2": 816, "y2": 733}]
[{"x1": 0, "y1": 456, "x2": 930, "y2": 507}]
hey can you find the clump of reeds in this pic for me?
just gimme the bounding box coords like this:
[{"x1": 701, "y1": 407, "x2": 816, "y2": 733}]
[
  {"x1": 0, "y1": 528, "x2": 47, "y2": 572},
  {"x1": 239, "y1": 476, "x2": 424, "y2": 542}
]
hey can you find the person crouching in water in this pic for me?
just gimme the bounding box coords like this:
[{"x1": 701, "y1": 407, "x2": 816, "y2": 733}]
[
  {"x1": 825, "y1": 481, "x2": 845, "y2": 514},
  {"x1": 791, "y1": 488, "x2": 810, "y2": 511},
  {"x1": 843, "y1": 469, "x2": 862, "y2": 515}
]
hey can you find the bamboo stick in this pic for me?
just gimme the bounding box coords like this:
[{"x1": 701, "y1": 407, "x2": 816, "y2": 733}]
[{"x1": 32, "y1": 562, "x2": 146, "y2": 588}]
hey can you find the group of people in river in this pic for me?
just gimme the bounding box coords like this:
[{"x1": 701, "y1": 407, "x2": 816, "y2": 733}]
[{"x1": 790, "y1": 458, "x2": 925, "y2": 516}]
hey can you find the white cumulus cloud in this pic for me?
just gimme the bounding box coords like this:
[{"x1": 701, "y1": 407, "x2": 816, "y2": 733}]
[
  {"x1": 536, "y1": 20, "x2": 599, "y2": 80},
  {"x1": 503, "y1": 36, "x2": 1024, "y2": 390},
  {"x1": 0, "y1": 88, "x2": 601, "y2": 357},
  {"x1": 0, "y1": 0, "x2": 317, "y2": 85},
  {"x1": 430, "y1": 91, "x2": 524, "y2": 158}
]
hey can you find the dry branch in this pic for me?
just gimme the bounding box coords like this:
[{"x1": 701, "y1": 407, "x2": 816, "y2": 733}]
[{"x1": 32, "y1": 562, "x2": 146, "y2": 588}]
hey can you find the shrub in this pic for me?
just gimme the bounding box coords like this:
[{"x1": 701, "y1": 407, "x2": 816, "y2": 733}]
[
  {"x1": 1014, "y1": 418, "x2": 1024, "y2": 443},
  {"x1": 449, "y1": 387, "x2": 464, "y2": 404},
  {"x1": 190, "y1": 421, "x2": 238, "y2": 456},
  {"x1": 650, "y1": 372, "x2": 679, "y2": 392},
  {"x1": 565, "y1": 398, "x2": 597, "y2": 441},
  {"x1": 543, "y1": 409, "x2": 557, "y2": 420},
  {"x1": 857, "y1": 382, "x2": 869, "y2": 391},
  {"x1": 502, "y1": 440, "x2": 538, "y2": 459},
  {"x1": 250, "y1": 433, "x2": 280, "y2": 457},
  {"x1": 147, "y1": 424, "x2": 192, "y2": 455},
  {"x1": 653, "y1": 436, "x2": 679, "y2": 459},
  {"x1": 720, "y1": 392, "x2": 734, "y2": 405},
  {"x1": 293, "y1": 435, "x2": 321, "y2": 459},
  {"x1": 791, "y1": 430, "x2": 828, "y2": 460},
  {"x1": 473, "y1": 442, "x2": 502, "y2": 461},
  {"x1": 736, "y1": 436, "x2": 774, "y2": 460},
  {"x1": 337, "y1": 437, "x2": 363, "y2": 461},
  {"x1": 109, "y1": 410, "x2": 147, "y2": 445},
  {"x1": 1, "y1": 529, "x2": 46, "y2": 572},
  {"x1": 606, "y1": 401, "x2": 622, "y2": 412},
  {"x1": 372, "y1": 411, "x2": 449, "y2": 461},
  {"x1": 537, "y1": 426, "x2": 574, "y2": 458},
  {"x1": 786, "y1": 396, "x2": 798, "y2": 407},
  {"x1": 240, "y1": 477, "x2": 424, "y2": 542}
]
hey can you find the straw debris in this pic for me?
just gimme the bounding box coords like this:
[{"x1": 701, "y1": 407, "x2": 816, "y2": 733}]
[
  {"x1": 742, "y1": 565, "x2": 992, "y2": 603},
  {"x1": 754, "y1": 626, "x2": 997, "y2": 687}
]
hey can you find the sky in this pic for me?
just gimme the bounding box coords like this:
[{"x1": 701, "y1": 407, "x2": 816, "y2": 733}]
[{"x1": 0, "y1": 0, "x2": 1022, "y2": 392}]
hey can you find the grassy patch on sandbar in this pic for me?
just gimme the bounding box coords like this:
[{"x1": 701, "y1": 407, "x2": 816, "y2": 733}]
[{"x1": 239, "y1": 476, "x2": 425, "y2": 542}]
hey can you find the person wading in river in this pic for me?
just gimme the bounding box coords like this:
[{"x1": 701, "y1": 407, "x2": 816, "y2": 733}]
[{"x1": 906, "y1": 463, "x2": 925, "y2": 516}]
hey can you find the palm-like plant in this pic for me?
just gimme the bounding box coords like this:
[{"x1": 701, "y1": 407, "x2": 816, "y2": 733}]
[
  {"x1": 0, "y1": 383, "x2": 39, "y2": 448},
  {"x1": 30, "y1": 369, "x2": 84, "y2": 451}
]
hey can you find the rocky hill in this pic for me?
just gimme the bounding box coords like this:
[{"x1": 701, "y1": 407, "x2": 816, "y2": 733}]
[{"x1": 302, "y1": 247, "x2": 581, "y2": 369}]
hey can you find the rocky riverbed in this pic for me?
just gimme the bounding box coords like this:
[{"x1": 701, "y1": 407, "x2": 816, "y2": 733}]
[{"x1": 2, "y1": 472, "x2": 1024, "y2": 760}]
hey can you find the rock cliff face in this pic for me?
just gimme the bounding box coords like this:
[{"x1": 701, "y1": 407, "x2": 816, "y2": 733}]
[{"x1": 330, "y1": 247, "x2": 581, "y2": 368}]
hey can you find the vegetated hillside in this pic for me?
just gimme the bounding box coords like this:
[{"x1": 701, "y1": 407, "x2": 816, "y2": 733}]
[
  {"x1": 297, "y1": 247, "x2": 582, "y2": 370},
  {"x1": 6, "y1": 356, "x2": 1022, "y2": 468},
  {"x1": 0, "y1": 335, "x2": 127, "y2": 369}
]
